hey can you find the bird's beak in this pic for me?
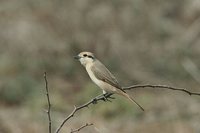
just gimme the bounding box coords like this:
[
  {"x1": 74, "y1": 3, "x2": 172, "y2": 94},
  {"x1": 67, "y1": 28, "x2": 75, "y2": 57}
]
[{"x1": 74, "y1": 55, "x2": 81, "y2": 60}]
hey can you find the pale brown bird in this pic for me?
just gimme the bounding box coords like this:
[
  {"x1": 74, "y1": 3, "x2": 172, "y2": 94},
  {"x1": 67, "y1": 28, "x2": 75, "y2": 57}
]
[{"x1": 74, "y1": 51, "x2": 144, "y2": 111}]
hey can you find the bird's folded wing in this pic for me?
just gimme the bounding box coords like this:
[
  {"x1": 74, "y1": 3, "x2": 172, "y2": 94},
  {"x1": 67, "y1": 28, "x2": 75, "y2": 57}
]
[{"x1": 91, "y1": 60, "x2": 125, "y2": 92}]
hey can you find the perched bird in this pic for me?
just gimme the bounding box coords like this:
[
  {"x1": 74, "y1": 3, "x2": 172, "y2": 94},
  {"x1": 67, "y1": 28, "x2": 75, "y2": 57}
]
[{"x1": 74, "y1": 51, "x2": 144, "y2": 111}]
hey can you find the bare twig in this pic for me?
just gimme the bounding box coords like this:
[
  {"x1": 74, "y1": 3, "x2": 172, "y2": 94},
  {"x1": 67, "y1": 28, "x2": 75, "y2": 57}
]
[
  {"x1": 70, "y1": 123, "x2": 93, "y2": 133},
  {"x1": 44, "y1": 72, "x2": 52, "y2": 133},
  {"x1": 55, "y1": 84, "x2": 200, "y2": 133},
  {"x1": 123, "y1": 84, "x2": 200, "y2": 96},
  {"x1": 55, "y1": 93, "x2": 112, "y2": 133}
]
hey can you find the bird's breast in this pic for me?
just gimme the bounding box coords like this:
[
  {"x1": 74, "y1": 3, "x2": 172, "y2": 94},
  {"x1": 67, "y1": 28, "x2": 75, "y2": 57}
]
[{"x1": 86, "y1": 65, "x2": 103, "y2": 88}]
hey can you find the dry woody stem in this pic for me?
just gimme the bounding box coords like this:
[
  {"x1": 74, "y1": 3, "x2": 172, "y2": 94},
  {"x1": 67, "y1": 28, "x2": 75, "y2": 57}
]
[
  {"x1": 55, "y1": 84, "x2": 200, "y2": 133},
  {"x1": 44, "y1": 72, "x2": 52, "y2": 133},
  {"x1": 123, "y1": 84, "x2": 200, "y2": 96},
  {"x1": 70, "y1": 123, "x2": 93, "y2": 133},
  {"x1": 44, "y1": 72, "x2": 200, "y2": 133}
]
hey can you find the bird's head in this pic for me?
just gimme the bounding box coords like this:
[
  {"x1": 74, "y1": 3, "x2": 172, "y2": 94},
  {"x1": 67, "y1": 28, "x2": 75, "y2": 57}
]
[{"x1": 74, "y1": 52, "x2": 95, "y2": 66}]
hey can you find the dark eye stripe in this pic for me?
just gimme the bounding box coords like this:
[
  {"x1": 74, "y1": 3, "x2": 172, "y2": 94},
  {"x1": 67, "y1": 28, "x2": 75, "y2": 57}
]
[
  {"x1": 83, "y1": 54, "x2": 87, "y2": 57},
  {"x1": 88, "y1": 55, "x2": 94, "y2": 59}
]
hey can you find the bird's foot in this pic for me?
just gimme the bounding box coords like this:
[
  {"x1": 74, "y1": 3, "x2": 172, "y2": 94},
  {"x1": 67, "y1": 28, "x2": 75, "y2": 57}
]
[
  {"x1": 103, "y1": 93, "x2": 112, "y2": 102},
  {"x1": 103, "y1": 94, "x2": 108, "y2": 101}
]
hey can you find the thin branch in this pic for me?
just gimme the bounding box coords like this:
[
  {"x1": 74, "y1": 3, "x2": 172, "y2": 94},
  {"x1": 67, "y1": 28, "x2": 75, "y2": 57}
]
[
  {"x1": 123, "y1": 84, "x2": 200, "y2": 96},
  {"x1": 44, "y1": 72, "x2": 52, "y2": 133},
  {"x1": 70, "y1": 123, "x2": 93, "y2": 133},
  {"x1": 55, "y1": 84, "x2": 200, "y2": 133},
  {"x1": 55, "y1": 94, "x2": 112, "y2": 133}
]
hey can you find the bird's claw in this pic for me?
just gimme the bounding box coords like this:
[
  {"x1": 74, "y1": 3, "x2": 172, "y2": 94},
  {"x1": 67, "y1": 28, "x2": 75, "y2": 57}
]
[
  {"x1": 103, "y1": 94, "x2": 112, "y2": 102},
  {"x1": 103, "y1": 95, "x2": 108, "y2": 101}
]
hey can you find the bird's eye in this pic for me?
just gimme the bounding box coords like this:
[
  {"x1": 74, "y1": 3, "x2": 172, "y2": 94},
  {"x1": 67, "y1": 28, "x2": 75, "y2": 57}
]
[{"x1": 83, "y1": 54, "x2": 87, "y2": 57}]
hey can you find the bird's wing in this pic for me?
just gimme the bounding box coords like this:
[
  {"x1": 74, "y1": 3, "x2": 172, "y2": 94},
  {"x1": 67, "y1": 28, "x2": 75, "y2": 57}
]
[{"x1": 91, "y1": 60, "x2": 125, "y2": 92}]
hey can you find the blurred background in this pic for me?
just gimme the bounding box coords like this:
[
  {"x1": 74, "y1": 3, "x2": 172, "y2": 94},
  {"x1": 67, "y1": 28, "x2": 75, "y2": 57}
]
[{"x1": 0, "y1": 0, "x2": 200, "y2": 133}]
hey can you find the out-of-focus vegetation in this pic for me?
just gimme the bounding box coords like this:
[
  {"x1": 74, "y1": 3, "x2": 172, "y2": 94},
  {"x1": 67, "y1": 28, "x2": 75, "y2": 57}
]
[{"x1": 0, "y1": 0, "x2": 200, "y2": 133}]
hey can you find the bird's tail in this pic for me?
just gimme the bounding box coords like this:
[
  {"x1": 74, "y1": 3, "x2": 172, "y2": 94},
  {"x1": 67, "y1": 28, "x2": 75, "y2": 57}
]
[{"x1": 118, "y1": 91, "x2": 144, "y2": 111}]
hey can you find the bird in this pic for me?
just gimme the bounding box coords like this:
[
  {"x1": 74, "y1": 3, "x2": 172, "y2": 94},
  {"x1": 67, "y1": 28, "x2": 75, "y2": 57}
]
[{"x1": 74, "y1": 51, "x2": 144, "y2": 111}]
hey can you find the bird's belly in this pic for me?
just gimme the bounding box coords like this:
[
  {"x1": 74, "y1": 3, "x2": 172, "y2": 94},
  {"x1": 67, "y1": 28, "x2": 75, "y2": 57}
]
[{"x1": 86, "y1": 66, "x2": 103, "y2": 87}]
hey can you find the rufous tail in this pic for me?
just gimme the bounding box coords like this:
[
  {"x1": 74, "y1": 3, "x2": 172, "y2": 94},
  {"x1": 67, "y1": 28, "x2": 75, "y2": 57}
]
[{"x1": 119, "y1": 91, "x2": 144, "y2": 111}]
